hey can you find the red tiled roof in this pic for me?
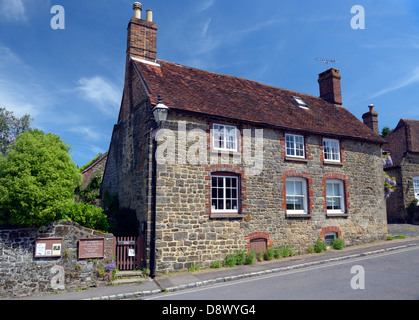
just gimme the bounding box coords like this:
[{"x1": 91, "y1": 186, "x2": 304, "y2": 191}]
[
  {"x1": 395, "y1": 119, "x2": 419, "y2": 152},
  {"x1": 134, "y1": 59, "x2": 384, "y2": 144}
]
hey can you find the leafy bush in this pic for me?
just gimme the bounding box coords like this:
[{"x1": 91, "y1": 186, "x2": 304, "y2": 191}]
[
  {"x1": 257, "y1": 250, "x2": 264, "y2": 262},
  {"x1": 77, "y1": 175, "x2": 102, "y2": 205},
  {"x1": 210, "y1": 260, "x2": 223, "y2": 268},
  {"x1": 314, "y1": 237, "x2": 326, "y2": 253},
  {"x1": 61, "y1": 201, "x2": 109, "y2": 232},
  {"x1": 224, "y1": 254, "x2": 236, "y2": 267},
  {"x1": 264, "y1": 247, "x2": 274, "y2": 260},
  {"x1": 282, "y1": 245, "x2": 295, "y2": 257},
  {"x1": 387, "y1": 234, "x2": 406, "y2": 240},
  {"x1": 332, "y1": 237, "x2": 345, "y2": 250},
  {"x1": 245, "y1": 250, "x2": 256, "y2": 265},
  {"x1": 274, "y1": 246, "x2": 283, "y2": 259},
  {"x1": 188, "y1": 262, "x2": 200, "y2": 272},
  {"x1": 235, "y1": 249, "x2": 246, "y2": 265}
]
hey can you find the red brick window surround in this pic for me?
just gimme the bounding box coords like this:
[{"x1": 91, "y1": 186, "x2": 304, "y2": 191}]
[
  {"x1": 204, "y1": 165, "x2": 247, "y2": 218},
  {"x1": 244, "y1": 232, "x2": 273, "y2": 252},
  {"x1": 281, "y1": 170, "x2": 314, "y2": 216},
  {"x1": 320, "y1": 226, "x2": 342, "y2": 241},
  {"x1": 321, "y1": 173, "x2": 350, "y2": 216}
]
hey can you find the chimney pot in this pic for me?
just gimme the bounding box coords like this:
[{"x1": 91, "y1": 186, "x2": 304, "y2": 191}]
[
  {"x1": 146, "y1": 9, "x2": 153, "y2": 22},
  {"x1": 127, "y1": 3, "x2": 158, "y2": 62},
  {"x1": 133, "y1": 2, "x2": 142, "y2": 19},
  {"x1": 362, "y1": 105, "x2": 379, "y2": 135}
]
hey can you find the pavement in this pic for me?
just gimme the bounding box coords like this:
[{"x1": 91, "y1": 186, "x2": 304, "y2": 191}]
[{"x1": 12, "y1": 226, "x2": 419, "y2": 300}]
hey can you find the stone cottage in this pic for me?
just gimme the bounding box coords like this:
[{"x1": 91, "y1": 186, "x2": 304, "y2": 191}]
[
  {"x1": 384, "y1": 119, "x2": 419, "y2": 223},
  {"x1": 102, "y1": 3, "x2": 387, "y2": 274}
]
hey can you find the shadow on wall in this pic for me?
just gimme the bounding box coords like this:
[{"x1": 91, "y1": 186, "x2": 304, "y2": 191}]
[{"x1": 103, "y1": 191, "x2": 140, "y2": 237}]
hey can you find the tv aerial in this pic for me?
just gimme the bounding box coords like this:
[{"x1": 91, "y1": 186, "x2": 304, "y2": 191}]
[{"x1": 316, "y1": 58, "x2": 338, "y2": 69}]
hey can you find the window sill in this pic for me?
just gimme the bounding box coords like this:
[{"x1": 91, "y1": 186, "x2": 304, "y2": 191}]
[
  {"x1": 323, "y1": 161, "x2": 343, "y2": 166},
  {"x1": 326, "y1": 213, "x2": 348, "y2": 218},
  {"x1": 286, "y1": 213, "x2": 310, "y2": 218},
  {"x1": 209, "y1": 213, "x2": 244, "y2": 219},
  {"x1": 210, "y1": 149, "x2": 241, "y2": 157},
  {"x1": 285, "y1": 157, "x2": 308, "y2": 163}
]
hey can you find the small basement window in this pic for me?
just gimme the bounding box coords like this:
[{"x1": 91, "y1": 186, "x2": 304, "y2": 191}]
[
  {"x1": 325, "y1": 232, "x2": 338, "y2": 246},
  {"x1": 292, "y1": 96, "x2": 309, "y2": 110}
]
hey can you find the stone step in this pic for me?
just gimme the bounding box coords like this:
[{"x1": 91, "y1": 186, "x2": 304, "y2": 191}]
[
  {"x1": 110, "y1": 270, "x2": 149, "y2": 285},
  {"x1": 116, "y1": 270, "x2": 145, "y2": 278}
]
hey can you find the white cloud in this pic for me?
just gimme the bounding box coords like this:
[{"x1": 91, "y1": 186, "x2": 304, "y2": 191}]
[
  {"x1": 202, "y1": 18, "x2": 212, "y2": 37},
  {"x1": 76, "y1": 76, "x2": 121, "y2": 115},
  {"x1": 0, "y1": 0, "x2": 27, "y2": 22},
  {"x1": 197, "y1": 0, "x2": 215, "y2": 12},
  {"x1": 66, "y1": 126, "x2": 105, "y2": 142},
  {"x1": 232, "y1": 19, "x2": 282, "y2": 36},
  {"x1": 369, "y1": 66, "x2": 419, "y2": 99},
  {"x1": 0, "y1": 45, "x2": 47, "y2": 118}
]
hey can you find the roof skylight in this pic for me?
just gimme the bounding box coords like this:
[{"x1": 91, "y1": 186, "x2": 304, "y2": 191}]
[{"x1": 292, "y1": 96, "x2": 309, "y2": 110}]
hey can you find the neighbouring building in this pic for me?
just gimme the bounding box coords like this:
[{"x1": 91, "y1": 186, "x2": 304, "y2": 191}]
[
  {"x1": 102, "y1": 3, "x2": 388, "y2": 274},
  {"x1": 384, "y1": 119, "x2": 419, "y2": 223},
  {"x1": 81, "y1": 151, "x2": 108, "y2": 188}
]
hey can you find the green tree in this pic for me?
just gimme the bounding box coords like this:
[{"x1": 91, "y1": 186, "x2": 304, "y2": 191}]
[
  {"x1": 0, "y1": 107, "x2": 33, "y2": 156},
  {"x1": 380, "y1": 126, "x2": 391, "y2": 138},
  {"x1": 0, "y1": 129, "x2": 82, "y2": 227}
]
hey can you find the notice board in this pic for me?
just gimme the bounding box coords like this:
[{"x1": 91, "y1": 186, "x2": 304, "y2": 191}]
[
  {"x1": 78, "y1": 238, "x2": 105, "y2": 259},
  {"x1": 35, "y1": 238, "x2": 63, "y2": 258}
]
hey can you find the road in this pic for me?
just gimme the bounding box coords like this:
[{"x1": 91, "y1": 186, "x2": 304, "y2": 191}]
[{"x1": 146, "y1": 246, "x2": 419, "y2": 300}]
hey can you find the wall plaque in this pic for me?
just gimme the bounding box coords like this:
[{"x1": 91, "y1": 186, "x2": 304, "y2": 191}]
[
  {"x1": 35, "y1": 238, "x2": 63, "y2": 258},
  {"x1": 78, "y1": 238, "x2": 105, "y2": 259}
]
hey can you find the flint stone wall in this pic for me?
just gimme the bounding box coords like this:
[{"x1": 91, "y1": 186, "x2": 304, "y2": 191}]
[{"x1": 0, "y1": 221, "x2": 114, "y2": 298}]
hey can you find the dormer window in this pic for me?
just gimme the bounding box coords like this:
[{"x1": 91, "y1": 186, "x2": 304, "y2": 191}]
[{"x1": 292, "y1": 96, "x2": 308, "y2": 110}]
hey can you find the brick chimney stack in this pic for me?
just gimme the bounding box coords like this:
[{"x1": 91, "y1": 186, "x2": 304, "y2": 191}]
[
  {"x1": 127, "y1": 2, "x2": 157, "y2": 62},
  {"x1": 362, "y1": 104, "x2": 379, "y2": 135},
  {"x1": 318, "y1": 68, "x2": 343, "y2": 105}
]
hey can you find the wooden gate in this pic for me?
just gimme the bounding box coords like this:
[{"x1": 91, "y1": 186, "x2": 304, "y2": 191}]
[{"x1": 114, "y1": 236, "x2": 145, "y2": 271}]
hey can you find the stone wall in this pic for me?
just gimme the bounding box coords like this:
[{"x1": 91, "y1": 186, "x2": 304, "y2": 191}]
[
  {"x1": 0, "y1": 221, "x2": 114, "y2": 298},
  {"x1": 386, "y1": 153, "x2": 419, "y2": 223}
]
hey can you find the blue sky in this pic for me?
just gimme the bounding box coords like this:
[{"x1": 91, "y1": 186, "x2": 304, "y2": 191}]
[{"x1": 0, "y1": 0, "x2": 419, "y2": 167}]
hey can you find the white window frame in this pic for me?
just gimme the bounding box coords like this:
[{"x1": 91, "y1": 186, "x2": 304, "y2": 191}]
[
  {"x1": 286, "y1": 177, "x2": 308, "y2": 215},
  {"x1": 211, "y1": 175, "x2": 239, "y2": 213},
  {"x1": 212, "y1": 124, "x2": 238, "y2": 152},
  {"x1": 285, "y1": 134, "x2": 305, "y2": 158},
  {"x1": 326, "y1": 179, "x2": 346, "y2": 214},
  {"x1": 292, "y1": 96, "x2": 309, "y2": 110},
  {"x1": 323, "y1": 138, "x2": 341, "y2": 163},
  {"x1": 414, "y1": 177, "x2": 419, "y2": 202}
]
